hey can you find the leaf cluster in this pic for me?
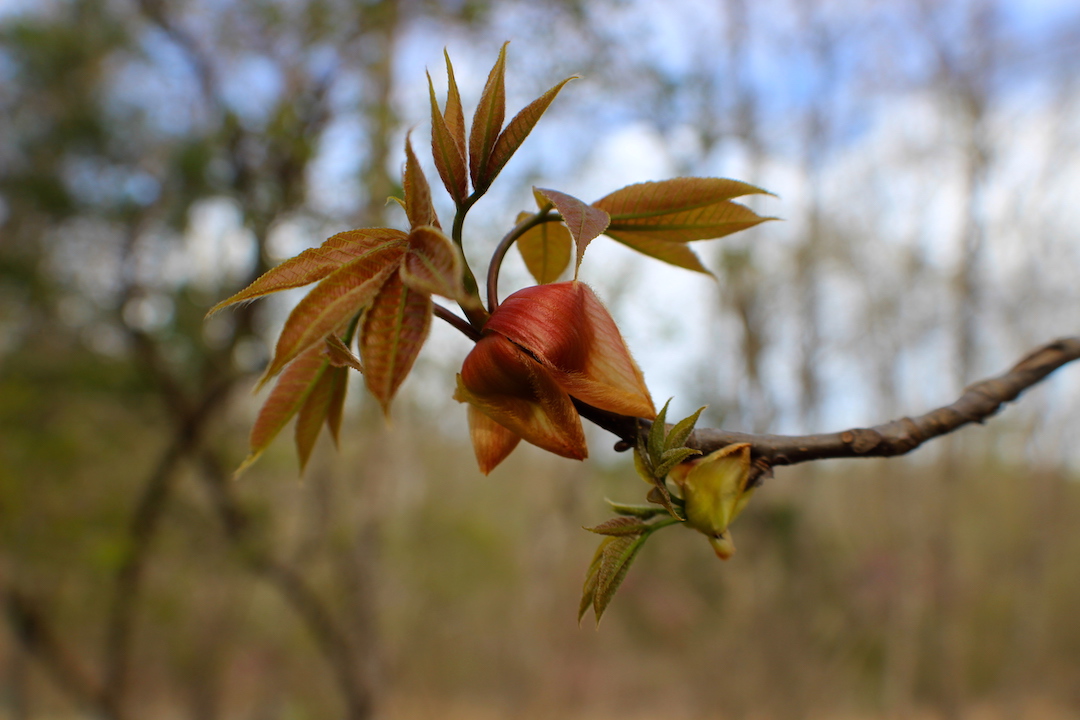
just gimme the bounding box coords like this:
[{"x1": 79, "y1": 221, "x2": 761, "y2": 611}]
[{"x1": 578, "y1": 401, "x2": 706, "y2": 624}]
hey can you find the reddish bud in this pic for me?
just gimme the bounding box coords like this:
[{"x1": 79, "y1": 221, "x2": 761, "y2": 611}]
[
  {"x1": 485, "y1": 281, "x2": 655, "y2": 419},
  {"x1": 455, "y1": 281, "x2": 655, "y2": 474}
]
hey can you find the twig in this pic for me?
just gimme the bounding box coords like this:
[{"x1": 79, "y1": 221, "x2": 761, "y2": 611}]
[
  {"x1": 580, "y1": 336, "x2": 1080, "y2": 471},
  {"x1": 434, "y1": 304, "x2": 482, "y2": 342},
  {"x1": 197, "y1": 450, "x2": 376, "y2": 720},
  {"x1": 3, "y1": 589, "x2": 117, "y2": 718}
]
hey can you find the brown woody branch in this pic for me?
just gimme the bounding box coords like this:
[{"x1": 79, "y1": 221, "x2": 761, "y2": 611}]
[{"x1": 579, "y1": 336, "x2": 1080, "y2": 472}]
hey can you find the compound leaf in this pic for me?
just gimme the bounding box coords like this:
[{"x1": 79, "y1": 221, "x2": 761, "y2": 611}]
[{"x1": 208, "y1": 229, "x2": 407, "y2": 316}]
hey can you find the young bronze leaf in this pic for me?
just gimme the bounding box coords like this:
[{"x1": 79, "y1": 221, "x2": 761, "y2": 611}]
[
  {"x1": 401, "y1": 225, "x2": 467, "y2": 301},
  {"x1": 515, "y1": 211, "x2": 571, "y2": 284},
  {"x1": 428, "y1": 72, "x2": 468, "y2": 204},
  {"x1": 403, "y1": 132, "x2": 440, "y2": 230},
  {"x1": 535, "y1": 187, "x2": 609, "y2": 275},
  {"x1": 603, "y1": 232, "x2": 711, "y2": 274},
  {"x1": 595, "y1": 177, "x2": 771, "y2": 218},
  {"x1": 324, "y1": 334, "x2": 363, "y2": 372},
  {"x1": 207, "y1": 228, "x2": 408, "y2": 316},
  {"x1": 605, "y1": 201, "x2": 769, "y2": 242},
  {"x1": 579, "y1": 537, "x2": 613, "y2": 623},
  {"x1": 484, "y1": 76, "x2": 575, "y2": 186},
  {"x1": 295, "y1": 361, "x2": 340, "y2": 471},
  {"x1": 593, "y1": 533, "x2": 649, "y2": 623},
  {"x1": 261, "y1": 242, "x2": 405, "y2": 385},
  {"x1": 360, "y1": 272, "x2": 433, "y2": 414},
  {"x1": 324, "y1": 365, "x2": 349, "y2": 444},
  {"x1": 469, "y1": 42, "x2": 508, "y2": 191},
  {"x1": 236, "y1": 345, "x2": 329, "y2": 477},
  {"x1": 442, "y1": 50, "x2": 466, "y2": 155},
  {"x1": 594, "y1": 178, "x2": 775, "y2": 251}
]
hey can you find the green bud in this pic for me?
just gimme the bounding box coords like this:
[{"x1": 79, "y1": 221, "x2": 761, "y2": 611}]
[{"x1": 669, "y1": 443, "x2": 754, "y2": 560}]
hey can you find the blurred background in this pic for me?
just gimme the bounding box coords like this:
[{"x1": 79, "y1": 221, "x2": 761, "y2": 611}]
[{"x1": 2, "y1": 0, "x2": 1080, "y2": 718}]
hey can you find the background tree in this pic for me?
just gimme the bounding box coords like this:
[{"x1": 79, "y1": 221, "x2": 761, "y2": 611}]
[{"x1": 2, "y1": 1, "x2": 1080, "y2": 719}]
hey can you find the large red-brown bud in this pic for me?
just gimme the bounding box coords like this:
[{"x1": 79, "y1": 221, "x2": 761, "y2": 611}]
[
  {"x1": 484, "y1": 281, "x2": 655, "y2": 419},
  {"x1": 455, "y1": 281, "x2": 655, "y2": 474}
]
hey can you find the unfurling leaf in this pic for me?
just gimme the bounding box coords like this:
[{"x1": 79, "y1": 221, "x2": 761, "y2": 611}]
[
  {"x1": 604, "y1": 500, "x2": 669, "y2": 519},
  {"x1": 428, "y1": 70, "x2": 468, "y2": 204},
  {"x1": 666, "y1": 405, "x2": 706, "y2": 451},
  {"x1": 647, "y1": 398, "x2": 671, "y2": 469},
  {"x1": 654, "y1": 446, "x2": 701, "y2": 478},
  {"x1": 237, "y1": 345, "x2": 329, "y2": 478},
  {"x1": 324, "y1": 334, "x2": 363, "y2": 372},
  {"x1": 295, "y1": 362, "x2": 341, "y2": 471},
  {"x1": 585, "y1": 516, "x2": 649, "y2": 536},
  {"x1": 359, "y1": 272, "x2": 433, "y2": 414},
  {"x1": 579, "y1": 538, "x2": 610, "y2": 623},
  {"x1": 259, "y1": 240, "x2": 405, "y2": 386},
  {"x1": 484, "y1": 76, "x2": 576, "y2": 185},
  {"x1": 594, "y1": 178, "x2": 776, "y2": 273},
  {"x1": 207, "y1": 229, "x2": 408, "y2": 316},
  {"x1": 441, "y1": 50, "x2": 466, "y2": 156},
  {"x1": 515, "y1": 211, "x2": 571, "y2": 284},
  {"x1": 324, "y1": 364, "x2": 348, "y2": 444},
  {"x1": 592, "y1": 533, "x2": 649, "y2": 622},
  {"x1": 403, "y1": 133, "x2": 440, "y2": 230},
  {"x1": 400, "y1": 225, "x2": 468, "y2": 302},
  {"x1": 535, "y1": 188, "x2": 609, "y2": 276},
  {"x1": 469, "y1": 42, "x2": 508, "y2": 191}
]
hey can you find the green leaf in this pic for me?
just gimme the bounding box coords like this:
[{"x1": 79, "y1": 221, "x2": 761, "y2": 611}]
[
  {"x1": 359, "y1": 272, "x2": 433, "y2": 414},
  {"x1": 469, "y1": 42, "x2": 508, "y2": 191},
  {"x1": 646, "y1": 484, "x2": 682, "y2": 520},
  {"x1": 237, "y1": 345, "x2": 329, "y2": 477},
  {"x1": 584, "y1": 516, "x2": 648, "y2": 536},
  {"x1": 593, "y1": 534, "x2": 649, "y2": 623},
  {"x1": 207, "y1": 228, "x2": 407, "y2": 316},
  {"x1": 654, "y1": 447, "x2": 701, "y2": 479},
  {"x1": 484, "y1": 76, "x2": 576, "y2": 186},
  {"x1": 259, "y1": 241, "x2": 405, "y2": 386},
  {"x1": 633, "y1": 440, "x2": 654, "y2": 482},
  {"x1": 428, "y1": 71, "x2": 468, "y2": 204},
  {"x1": 403, "y1": 132, "x2": 440, "y2": 230},
  {"x1": 535, "y1": 187, "x2": 609, "y2": 276},
  {"x1": 515, "y1": 211, "x2": 571, "y2": 284},
  {"x1": 647, "y1": 399, "x2": 671, "y2": 469},
  {"x1": 666, "y1": 405, "x2": 706, "y2": 451}
]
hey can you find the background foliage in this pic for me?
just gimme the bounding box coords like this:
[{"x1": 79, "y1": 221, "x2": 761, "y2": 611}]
[{"x1": 2, "y1": 0, "x2": 1079, "y2": 718}]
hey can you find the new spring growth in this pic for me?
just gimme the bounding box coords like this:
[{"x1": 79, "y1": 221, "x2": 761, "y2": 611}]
[{"x1": 669, "y1": 443, "x2": 755, "y2": 560}]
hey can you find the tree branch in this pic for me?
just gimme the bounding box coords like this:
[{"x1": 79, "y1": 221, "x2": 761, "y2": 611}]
[{"x1": 580, "y1": 336, "x2": 1080, "y2": 472}]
